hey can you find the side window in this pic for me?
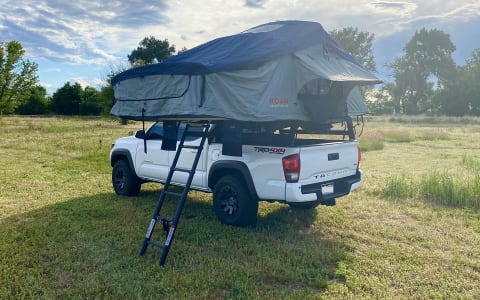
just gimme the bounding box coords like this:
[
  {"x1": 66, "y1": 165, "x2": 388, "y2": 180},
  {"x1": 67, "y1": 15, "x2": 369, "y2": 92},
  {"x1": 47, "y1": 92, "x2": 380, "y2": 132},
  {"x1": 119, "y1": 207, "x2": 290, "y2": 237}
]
[
  {"x1": 145, "y1": 122, "x2": 205, "y2": 141},
  {"x1": 147, "y1": 123, "x2": 164, "y2": 140},
  {"x1": 182, "y1": 126, "x2": 205, "y2": 142}
]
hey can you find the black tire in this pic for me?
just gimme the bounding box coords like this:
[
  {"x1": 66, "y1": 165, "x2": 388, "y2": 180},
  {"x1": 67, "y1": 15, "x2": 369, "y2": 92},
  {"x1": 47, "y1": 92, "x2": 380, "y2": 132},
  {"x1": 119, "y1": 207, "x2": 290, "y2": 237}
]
[
  {"x1": 213, "y1": 175, "x2": 258, "y2": 227},
  {"x1": 112, "y1": 160, "x2": 141, "y2": 196}
]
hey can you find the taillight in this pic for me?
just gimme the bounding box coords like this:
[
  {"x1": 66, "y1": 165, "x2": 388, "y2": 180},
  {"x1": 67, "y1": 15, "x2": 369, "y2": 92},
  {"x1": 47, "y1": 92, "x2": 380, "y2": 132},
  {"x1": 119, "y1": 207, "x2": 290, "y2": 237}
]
[
  {"x1": 357, "y1": 146, "x2": 362, "y2": 170},
  {"x1": 282, "y1": 154, "x2": 300, "y2": 183}
]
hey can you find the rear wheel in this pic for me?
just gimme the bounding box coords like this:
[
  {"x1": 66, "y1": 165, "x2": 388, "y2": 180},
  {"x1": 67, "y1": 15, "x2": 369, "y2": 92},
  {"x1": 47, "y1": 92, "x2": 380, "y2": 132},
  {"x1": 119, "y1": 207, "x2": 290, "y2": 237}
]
[
  {"x1": 112, "y1": 160, "x2": 141, "y2": 196},
  {"x1": 213, "y1": 175, "x2": 258, "y2": 227}
]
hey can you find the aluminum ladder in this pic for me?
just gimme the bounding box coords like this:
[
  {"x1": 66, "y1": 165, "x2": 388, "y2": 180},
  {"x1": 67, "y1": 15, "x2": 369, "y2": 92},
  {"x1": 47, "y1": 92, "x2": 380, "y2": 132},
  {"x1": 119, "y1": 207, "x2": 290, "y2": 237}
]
[{"x1": 139, "y1": 122, "x2": 210, "y2": 266}]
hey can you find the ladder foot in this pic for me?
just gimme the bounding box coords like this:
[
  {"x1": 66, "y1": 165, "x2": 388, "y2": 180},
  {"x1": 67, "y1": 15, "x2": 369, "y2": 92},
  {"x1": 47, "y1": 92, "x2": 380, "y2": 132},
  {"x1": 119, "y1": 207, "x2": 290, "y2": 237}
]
[{"x1": 162, "y1": 219, "x2": 171, "y2": 233}]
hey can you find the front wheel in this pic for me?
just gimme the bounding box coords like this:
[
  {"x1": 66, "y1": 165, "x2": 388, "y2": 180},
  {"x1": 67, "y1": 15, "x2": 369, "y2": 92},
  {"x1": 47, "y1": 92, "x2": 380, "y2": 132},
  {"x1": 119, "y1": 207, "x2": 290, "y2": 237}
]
[
  {"x1": 112, "y1": 160, "x2": 141, "y2": 196},
  {"x1": 213, "y1": 176, "x2": 258, "y2": 227}
]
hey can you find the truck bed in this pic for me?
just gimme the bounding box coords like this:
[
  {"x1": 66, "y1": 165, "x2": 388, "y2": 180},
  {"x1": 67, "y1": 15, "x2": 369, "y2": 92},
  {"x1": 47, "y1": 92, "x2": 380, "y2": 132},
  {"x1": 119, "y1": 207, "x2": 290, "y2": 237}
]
[{"x1": 241, "y1": 133, "x2": 345, "y2": 147}]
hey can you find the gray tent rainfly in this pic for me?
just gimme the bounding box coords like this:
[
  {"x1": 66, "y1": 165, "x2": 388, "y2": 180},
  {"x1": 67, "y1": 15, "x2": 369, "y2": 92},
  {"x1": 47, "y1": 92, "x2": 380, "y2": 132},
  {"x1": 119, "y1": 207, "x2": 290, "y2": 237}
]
[{"x1": 111, "y1": 20, "x2": 381, "y2": 123}]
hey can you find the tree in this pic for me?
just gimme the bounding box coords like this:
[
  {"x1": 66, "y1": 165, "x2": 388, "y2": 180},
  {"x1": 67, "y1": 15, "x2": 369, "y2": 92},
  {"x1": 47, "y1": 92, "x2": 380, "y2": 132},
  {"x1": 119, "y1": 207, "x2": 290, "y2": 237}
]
[
  {"x1": 329, "y1": 27, "x2": 377, "y2": 72},
  {"x1": 461, "y1": 48, "x2": 480, "y2": 115},
  {"x1": 128, "y1": 36, "x2": 176, "y2": 66},
  {"x1": 435, "y1": 48, "x2": 480, "y2": 116},
  {"x1": 80, "y1": 86, "x2": 101, "y2": 115},
  {"x1": 16, "y1": 85, "x2": 49, "y2": 115},
  {"x1": 177, "y1": 46, "x2": 189, "y2": 54},
  {"x1": 366, "y1": 83, "x2": 396, "y2": 115},
  {"x1": 0, "y1": 40, "x2": 38, "y2": 114},
  {"x1": 98, "y1": 85, "x2": 115, "y2": 116},
  {"x1": 329, "y1": 27, "x2": 378, "y2": 113},
  {"x1": 50, "y1": 82, "x2": 83, "y2": 115},
  {"x1": 389, "y1": 28, "x2": 456, "y2": 114}
]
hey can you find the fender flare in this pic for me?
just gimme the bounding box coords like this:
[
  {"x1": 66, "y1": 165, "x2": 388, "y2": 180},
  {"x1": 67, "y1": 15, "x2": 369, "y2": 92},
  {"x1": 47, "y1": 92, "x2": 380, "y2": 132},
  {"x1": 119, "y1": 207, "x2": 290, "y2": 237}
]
[
  {"x1": 208, "y1": 160, "x2": 259, "y2": 200},
  {"x1": 110, "y1": 149, "x2": 136, "y2": 176}
]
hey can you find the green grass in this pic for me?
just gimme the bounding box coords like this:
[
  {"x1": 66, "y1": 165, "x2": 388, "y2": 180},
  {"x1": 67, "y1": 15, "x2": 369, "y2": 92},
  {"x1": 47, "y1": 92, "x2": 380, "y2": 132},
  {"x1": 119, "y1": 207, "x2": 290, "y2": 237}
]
[
  {"x1": 358, "y1": 127, "x2": 449, "y2": 152},
  {"x1": 2, "y1": 116, "x2": 480, "y2": 299},
  {"x1": 421, "y1": 171, "x2": 480, "y2": 209},
  {"x1": 461, "y1": 154, "x2": 480, "y2": 172},
  {"x1": 380, "y1": 153, "x2": 480, "y2": 209},
  {"x1": 381, "y1": 172, "x2": 480, "y2": 209},
  {"x1": 381, "y1": 175, "x2": 416, "y2": 199},
  {"x1": 382, "y1": 129, "x2": 414, "y2": 143},
  {"x1": 358, "y1": 131, "x2": 384, "y2": 152}
]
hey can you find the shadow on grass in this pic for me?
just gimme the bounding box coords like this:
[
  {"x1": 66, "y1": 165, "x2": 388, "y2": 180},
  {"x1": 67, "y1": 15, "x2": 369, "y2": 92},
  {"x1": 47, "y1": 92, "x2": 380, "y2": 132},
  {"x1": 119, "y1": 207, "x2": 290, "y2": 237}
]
[{"x1": 0, "y1": 191, "x2": 351, "y2": 299}]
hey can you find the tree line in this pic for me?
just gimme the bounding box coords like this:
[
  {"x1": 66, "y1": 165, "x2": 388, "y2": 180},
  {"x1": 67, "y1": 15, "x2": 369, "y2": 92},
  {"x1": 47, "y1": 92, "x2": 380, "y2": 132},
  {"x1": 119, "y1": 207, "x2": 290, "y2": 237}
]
[
  {"x1": 0, "y1": 37, "x2": 177, "y2": 116},
  {"x1": 1, "y1": 28, "x2": 479, "y2": 117}
]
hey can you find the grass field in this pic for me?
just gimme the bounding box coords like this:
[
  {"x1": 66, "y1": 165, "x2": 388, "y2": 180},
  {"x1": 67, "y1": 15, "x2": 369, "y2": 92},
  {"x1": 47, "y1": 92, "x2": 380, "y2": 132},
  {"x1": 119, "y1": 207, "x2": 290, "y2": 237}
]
[{"x1": 1, "y1": 116, "x2": 480, "y2": 299}]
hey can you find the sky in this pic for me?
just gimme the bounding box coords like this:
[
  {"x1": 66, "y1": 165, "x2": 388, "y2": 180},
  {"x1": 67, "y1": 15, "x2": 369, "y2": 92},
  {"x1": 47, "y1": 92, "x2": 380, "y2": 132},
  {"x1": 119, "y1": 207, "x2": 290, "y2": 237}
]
[{"x1": 1, "y1": 0, "x2": 479, "y2": 95}]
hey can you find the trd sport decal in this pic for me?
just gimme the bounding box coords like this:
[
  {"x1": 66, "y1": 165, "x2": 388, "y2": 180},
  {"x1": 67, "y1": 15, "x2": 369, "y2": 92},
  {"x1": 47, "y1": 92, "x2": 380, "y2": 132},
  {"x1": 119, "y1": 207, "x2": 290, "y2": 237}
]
[{"x1": 254, "y1": 147, "x2": 286, "y2": 155}]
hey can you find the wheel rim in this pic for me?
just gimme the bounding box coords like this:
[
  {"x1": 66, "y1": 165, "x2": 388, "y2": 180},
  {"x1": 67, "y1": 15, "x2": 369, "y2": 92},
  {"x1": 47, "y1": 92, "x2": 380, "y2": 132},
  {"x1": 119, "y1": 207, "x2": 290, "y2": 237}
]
[
  {"x1": 219, "y1": 186, "x2": 238, "y2": 216},
  {"x1": 114, "y1": 169, "x2": 126, "y2": 191}
]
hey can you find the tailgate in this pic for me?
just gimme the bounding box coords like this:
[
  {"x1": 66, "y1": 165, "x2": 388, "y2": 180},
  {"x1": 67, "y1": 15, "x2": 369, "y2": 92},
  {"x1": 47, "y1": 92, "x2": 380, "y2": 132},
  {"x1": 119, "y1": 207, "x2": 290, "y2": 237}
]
[{"x1": 299, "y1": 141, "x2": 359, "y2": 185}]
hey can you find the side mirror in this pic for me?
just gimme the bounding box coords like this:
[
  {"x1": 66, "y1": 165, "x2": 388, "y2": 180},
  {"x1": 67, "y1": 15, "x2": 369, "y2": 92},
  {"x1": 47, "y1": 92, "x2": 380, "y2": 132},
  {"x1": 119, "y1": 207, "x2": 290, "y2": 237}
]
[{"x1": 135, "y1": 130, "x2": 146, "y2": 139}]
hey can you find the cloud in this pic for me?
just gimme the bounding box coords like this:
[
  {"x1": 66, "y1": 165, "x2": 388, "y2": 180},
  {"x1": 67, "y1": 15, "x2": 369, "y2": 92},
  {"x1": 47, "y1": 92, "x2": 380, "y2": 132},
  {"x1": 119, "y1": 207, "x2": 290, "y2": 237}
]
[
  {"x1": 368, "y1": 1, "x2": 480, "y2": 36},
  {"x1": 245, "y1": 0, "x2": 268, "y2": 8},
  {"x1": 91, "y1": 78, "x2": 106, "y2": 87},
  {"x1": 4, "y1": 0, "x2": 477, "y2": 68},
  {"x1": 370, "y1": 1, "x2": 417, "y2": 16},
  {"x1": 68, "y1": 77, "x2": 107, "y2": 89},
  {"x1": 2, "y1": 0, "x2": 479, "y2": 91},
  {"x1": 1, "y1": 0, "x2": 170, "y2": 66},
  {"x1": 40, "y1": 82, "x2": 53, "y2": 89},
  {"x1": 40, "y1": 67, "x2": 62, "y2": 73}
]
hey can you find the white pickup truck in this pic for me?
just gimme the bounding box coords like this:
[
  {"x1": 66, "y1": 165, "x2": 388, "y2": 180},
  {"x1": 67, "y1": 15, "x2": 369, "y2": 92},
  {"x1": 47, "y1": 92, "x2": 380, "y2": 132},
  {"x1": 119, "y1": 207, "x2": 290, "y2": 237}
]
[{"x1": 110, "y1": 120, "x2": 363, "y2": 226}]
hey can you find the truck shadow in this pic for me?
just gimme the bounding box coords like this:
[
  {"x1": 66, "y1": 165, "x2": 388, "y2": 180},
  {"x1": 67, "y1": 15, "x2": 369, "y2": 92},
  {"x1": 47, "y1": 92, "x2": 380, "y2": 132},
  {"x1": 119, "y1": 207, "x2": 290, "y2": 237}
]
[{"x1": 0, "y1": 191, "x2": 351, "y2": 297}]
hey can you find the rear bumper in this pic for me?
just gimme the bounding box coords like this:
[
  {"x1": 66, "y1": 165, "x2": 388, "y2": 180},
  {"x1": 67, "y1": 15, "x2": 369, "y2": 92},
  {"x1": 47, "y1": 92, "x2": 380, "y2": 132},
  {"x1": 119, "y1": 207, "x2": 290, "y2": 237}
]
[{"x1": 285, "y1": 170, "x2": 363, "y2": 203}]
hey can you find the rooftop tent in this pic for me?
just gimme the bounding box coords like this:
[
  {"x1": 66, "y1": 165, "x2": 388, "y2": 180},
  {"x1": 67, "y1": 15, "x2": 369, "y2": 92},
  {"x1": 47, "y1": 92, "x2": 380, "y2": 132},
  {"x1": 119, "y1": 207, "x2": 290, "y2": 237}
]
[
  {"x1": 111, "y1": 20, "x2": 381, "y2": 122},
  {"x1": 346, "y1": 86, "x2": 369, "y2": 116}
]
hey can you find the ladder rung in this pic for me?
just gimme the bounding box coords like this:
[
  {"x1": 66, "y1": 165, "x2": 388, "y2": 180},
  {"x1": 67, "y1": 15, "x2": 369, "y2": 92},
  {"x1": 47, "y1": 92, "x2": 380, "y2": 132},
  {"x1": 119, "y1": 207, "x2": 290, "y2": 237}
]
[
  {"x1": 184, "y1": 131, "x2": 207, "y2": 138},
  {"x1": 164, "y1": 191, "x2": 183, "y2": 197},
  {"x1": 173, "y1": 167, "x2": 192, "y2": 173},
  {"x1": 182, "y1": 144, "x2": 201, "y2": 150},
  {"x1": 147, "y1": 241, "x2": 164, "y2": 249},
  {"x1": 160, "y1": 216, "x2": 173, "y2": 223}
]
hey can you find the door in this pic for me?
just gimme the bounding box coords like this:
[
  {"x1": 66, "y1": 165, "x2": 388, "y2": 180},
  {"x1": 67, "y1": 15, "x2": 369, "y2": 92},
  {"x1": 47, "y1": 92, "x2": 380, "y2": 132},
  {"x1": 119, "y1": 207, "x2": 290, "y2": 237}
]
[
  {"x1": 169, "y1": 124, "x2": 207, "y2": 189},
  {"x1": 135, "y1": 122, "x2": 170, "y2": 181}
]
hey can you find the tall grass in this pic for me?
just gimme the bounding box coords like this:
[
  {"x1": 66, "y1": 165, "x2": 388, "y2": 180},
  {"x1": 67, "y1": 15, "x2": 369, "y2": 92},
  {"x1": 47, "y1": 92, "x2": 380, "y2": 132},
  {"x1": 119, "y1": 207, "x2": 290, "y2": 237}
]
[
  {"x1": 385, "y1": 115, "x2": 480, "y2": 125},
  {"x1": 381, "y1": 171, "x2": 480, "y2": 209},
  {"x1": 358, "y1": 129, "x2": 414, "y2": 151},
  {"x1": 360, "y1": 127, "x2": 449, "y2": 151},
  {"x1": 381, "y1": 175, "x2": 416, "y2": 199},
  {"x1": 420, "y1": 172, "x2": 480, "y2": 209},
  {"x1": 358, "y1": 132, "x2": 384, "y2": 152},
  {"x1": 416, "y1": 128, "x2": 450, "y2": 141},
  {"x1": 382, "y1": 129, "x2": 414, "y2": 143},
  {"x1": 461, "y1": 155, "x2": 480, "y2": 172}
]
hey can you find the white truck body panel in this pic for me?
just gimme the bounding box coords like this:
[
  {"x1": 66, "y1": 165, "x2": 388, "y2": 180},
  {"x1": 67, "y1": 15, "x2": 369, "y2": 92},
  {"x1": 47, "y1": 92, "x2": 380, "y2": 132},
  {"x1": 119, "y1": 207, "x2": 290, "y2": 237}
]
[
  {"x1": 299, "y1": 141, "x2": 358, "y2": 184},
  {"x1": 110, "y1": 122, "x2": 362, "y2": 204}
]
